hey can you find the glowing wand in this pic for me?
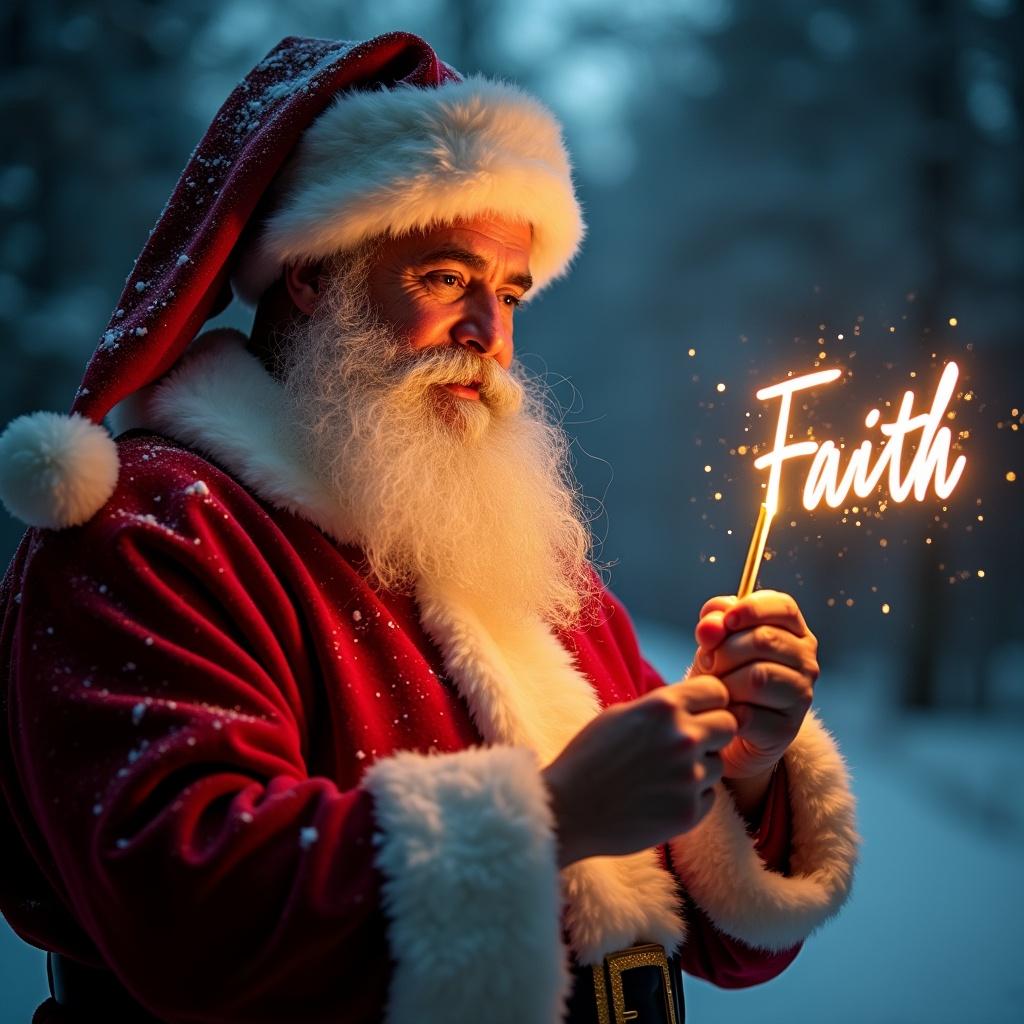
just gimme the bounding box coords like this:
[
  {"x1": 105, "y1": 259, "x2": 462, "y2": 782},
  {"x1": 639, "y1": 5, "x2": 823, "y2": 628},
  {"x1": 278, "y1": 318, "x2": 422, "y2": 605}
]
[{"x1": 736, "y1": 501, "x2": 772, "y2": 599}]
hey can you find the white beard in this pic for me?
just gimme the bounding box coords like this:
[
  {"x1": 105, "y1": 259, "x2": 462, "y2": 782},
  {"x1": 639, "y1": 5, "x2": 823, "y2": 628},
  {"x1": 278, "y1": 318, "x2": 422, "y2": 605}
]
[{"x1": 279, "y1": 249, "x2": 596, "y2": 629}]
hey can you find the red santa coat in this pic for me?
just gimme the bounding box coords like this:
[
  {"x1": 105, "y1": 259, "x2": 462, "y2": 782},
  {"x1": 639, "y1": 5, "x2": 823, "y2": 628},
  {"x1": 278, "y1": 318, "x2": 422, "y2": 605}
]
[{"x1": 1, "y1": 330, "x2": 858, "y2": 1023}]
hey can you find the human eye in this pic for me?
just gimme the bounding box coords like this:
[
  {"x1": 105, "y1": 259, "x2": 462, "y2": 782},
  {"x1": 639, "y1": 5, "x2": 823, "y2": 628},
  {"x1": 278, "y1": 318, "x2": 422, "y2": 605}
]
[
  {"x1": 426, "y1": 271, "x2": 464, "y2": 291},
  {"x1": 500, "y1": 293, "x2": 522, "y2": 309}
]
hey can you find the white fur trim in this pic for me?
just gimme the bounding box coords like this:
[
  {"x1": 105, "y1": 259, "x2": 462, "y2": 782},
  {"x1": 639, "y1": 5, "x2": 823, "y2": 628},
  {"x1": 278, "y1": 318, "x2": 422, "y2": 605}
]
[
  {"x1": 363, "y1": 745, "x2": 568, "y2": 1024},
  {"x1": 417, "y1": 580, "x2": 685, "y2": 964},
  {"x1": 116, "y1": 329, "x2": 352, "y2": 543},
  {"x1": 232, "y1": 76, "x2": 584, "y2": 304},
  {"x1": 670, "y1": 709, "x2": 859, "y2": 950},
  {"x1": 0, "y1": 411, "x2": 119, "y2": 529}
]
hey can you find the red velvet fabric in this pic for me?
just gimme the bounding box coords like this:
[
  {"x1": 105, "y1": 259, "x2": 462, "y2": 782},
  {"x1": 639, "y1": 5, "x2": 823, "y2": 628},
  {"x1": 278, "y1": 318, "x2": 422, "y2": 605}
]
[{"x1": 2, "y1": 433, "x2": 798, "y2": 1022}]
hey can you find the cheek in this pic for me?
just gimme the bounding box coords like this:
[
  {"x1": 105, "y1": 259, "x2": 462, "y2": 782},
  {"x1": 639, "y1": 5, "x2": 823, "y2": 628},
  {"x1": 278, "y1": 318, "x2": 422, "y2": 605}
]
[
  {"x1": 368, "y1": 274, "x2": 447, "y2": 349},
  {"x1": 405, "y1": 310, "x2": 449, "y2": 351},
  {"x1": 497, "y1": 332, "x2": 515, "y2": 370},
  {"x1": 383, "y1": 298, "x2": 448, "y2": 351}
]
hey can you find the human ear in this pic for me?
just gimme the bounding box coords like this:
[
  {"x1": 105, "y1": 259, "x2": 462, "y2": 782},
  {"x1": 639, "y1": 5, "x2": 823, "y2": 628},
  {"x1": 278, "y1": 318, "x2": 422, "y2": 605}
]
[{"x1": 284, "y1": 260, "x2": 325, "y2": 315}]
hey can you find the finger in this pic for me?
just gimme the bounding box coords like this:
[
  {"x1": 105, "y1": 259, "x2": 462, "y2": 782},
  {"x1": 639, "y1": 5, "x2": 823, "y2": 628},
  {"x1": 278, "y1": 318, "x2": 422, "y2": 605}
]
[
  {"x1": 691, "y1": 750, "x2": 725, "y2": 787},
  {"x1": 706, "y1": 626, "x2": 814, "y2": 677},
  {"x1": 687, "y1": 708, "x2": 738, "y2": 751},
  {"x1": 675, "y1": 675, "x2": 730, "y2": 712},
  {"x1": 721, "y1": 662, "x2": 814, "y2": 711},
  {"x1": 692, "y1": 644, "x2": 715, "y2": 674},
  {"x1": 695, "y1": 611, "x2": 730, "y2": 652},
  {"x1": 723, "y1": 590, "x2": 811, "y2": 638},
  {"x1": 699, "y1": 594, "x2": 738, "y2": 619},
  {"x1": 730, "y1": 702, "x2": 797, "y2": 750}
]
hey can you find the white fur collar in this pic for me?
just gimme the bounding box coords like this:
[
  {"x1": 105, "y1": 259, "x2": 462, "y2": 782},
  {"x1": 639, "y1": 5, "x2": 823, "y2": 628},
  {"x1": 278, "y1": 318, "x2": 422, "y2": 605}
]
[
  {"x1": 119, "y1": 328, "x2": 687, "y2": 962},
  {"x1": 113, "y1": 327, "x2": 359, "y2": 545}
]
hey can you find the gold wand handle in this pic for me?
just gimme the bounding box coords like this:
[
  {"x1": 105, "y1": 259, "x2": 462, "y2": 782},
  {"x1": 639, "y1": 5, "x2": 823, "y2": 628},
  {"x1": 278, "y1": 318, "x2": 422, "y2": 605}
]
[{"x1": 737, "y1": 502, "x2": 773, "y2": 598}]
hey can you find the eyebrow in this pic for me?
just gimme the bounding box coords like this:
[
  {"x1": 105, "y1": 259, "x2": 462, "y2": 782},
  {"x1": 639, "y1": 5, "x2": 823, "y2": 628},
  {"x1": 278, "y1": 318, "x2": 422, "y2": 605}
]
[{"x1": 415, "y1": 245, "x2": 533, "y2": 292}]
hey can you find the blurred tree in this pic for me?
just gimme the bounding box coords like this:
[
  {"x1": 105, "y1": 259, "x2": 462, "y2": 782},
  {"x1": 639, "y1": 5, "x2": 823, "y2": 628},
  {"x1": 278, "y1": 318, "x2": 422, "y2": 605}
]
[
  {"x1": 907, "y1": 0, "x2": 1024, "y2": 709},
  {"x1": 906, "y1": 0, "x2": 958, "y2": 709}
]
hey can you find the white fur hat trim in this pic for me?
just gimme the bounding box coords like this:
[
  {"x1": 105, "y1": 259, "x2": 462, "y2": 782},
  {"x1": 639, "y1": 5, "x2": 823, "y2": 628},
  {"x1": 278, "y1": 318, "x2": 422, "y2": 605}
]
[
  {"x1": 0, "y1": 412, "x2": 120, "y2": 529},
  {"x1": 232, "y1": 76, "x2": 584, "y2": 304}
]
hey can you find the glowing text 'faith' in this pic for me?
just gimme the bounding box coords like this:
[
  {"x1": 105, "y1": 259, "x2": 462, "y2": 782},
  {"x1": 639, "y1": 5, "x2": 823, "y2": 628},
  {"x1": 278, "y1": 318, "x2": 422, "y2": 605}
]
[{"x1": 753, "y1": 362, "x2": 967, "y2": 515}]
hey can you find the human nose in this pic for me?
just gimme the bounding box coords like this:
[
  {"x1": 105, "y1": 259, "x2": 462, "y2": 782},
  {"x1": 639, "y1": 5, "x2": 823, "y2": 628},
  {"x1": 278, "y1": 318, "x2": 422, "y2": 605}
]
[{"x1": 450, "y1": 290, "x2": 510, "y2": 364}]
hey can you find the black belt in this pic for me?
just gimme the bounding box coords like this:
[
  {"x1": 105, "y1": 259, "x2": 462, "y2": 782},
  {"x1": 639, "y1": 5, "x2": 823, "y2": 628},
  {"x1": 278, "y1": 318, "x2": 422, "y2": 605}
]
[
  {"x1": 567, "y1": 943, "x2": 685, "y2": 1024},
  {"x1": 47, "y1": 952, "x2": 163, "y2": 1022}
]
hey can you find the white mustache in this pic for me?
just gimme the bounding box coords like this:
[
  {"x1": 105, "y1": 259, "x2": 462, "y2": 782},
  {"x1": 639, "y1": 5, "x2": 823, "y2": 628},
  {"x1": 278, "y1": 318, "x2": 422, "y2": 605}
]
[{"x1": 389, "y1": 346, "x2": 524, "y2": 416}]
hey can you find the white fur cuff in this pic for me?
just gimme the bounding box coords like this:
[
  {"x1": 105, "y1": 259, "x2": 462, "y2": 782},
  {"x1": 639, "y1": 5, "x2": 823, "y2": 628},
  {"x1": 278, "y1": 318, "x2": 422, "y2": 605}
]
[
  {"x1": 363, "y1": 745, "x2": 568, "y2": 1024},
  {"x1": 670, "y1": 710, "x2": 859, "y2": 951}
]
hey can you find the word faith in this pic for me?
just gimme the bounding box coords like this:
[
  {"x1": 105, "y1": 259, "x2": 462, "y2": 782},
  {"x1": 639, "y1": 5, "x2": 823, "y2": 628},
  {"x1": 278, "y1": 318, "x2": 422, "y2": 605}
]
[{"x1": 753, "y1": 362, "x2": 967, "y2": 513}]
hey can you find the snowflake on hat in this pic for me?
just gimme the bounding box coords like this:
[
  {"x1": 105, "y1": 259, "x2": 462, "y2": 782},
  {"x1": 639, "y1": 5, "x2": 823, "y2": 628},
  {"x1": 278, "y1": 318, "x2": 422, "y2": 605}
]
[{"x1": 0, "y1": 31, "x2": 584, "y2": 531}]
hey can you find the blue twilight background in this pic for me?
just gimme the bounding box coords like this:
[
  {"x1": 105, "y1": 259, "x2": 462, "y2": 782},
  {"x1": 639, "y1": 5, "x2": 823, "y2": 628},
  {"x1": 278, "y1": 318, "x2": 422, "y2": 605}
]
[{"x1": 1, "y1": 1, "x2": 1022, "y2": 1021}]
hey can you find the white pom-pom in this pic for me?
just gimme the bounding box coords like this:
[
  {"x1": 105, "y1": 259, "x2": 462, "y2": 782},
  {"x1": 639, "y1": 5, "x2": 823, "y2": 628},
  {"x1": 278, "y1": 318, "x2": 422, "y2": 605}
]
[{"x1": 0, "y1": 412, "x2": 120, "y2": 529}]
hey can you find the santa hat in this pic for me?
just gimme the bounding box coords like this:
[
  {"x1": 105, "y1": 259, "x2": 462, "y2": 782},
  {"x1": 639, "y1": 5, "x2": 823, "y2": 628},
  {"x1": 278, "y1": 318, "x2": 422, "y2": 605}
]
[{"x1": 0, "y1": 32, "x2": 584, "y2": 531}]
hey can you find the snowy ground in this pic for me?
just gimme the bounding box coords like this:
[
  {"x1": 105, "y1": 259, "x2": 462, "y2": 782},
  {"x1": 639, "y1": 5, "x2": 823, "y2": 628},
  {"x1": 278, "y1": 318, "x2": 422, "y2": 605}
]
[{"x1": 2, "y1": 621, "x2": 1022, "y2": 1022}]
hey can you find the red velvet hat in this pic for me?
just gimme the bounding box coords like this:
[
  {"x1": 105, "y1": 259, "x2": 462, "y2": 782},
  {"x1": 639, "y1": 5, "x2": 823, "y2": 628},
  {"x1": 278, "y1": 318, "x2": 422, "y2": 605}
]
[{"x1": 0, "y1": 32, "x2": 584, "y2": 530}]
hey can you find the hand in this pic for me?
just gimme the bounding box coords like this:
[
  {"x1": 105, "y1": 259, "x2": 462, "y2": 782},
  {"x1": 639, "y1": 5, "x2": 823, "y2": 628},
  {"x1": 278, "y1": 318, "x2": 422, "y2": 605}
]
[
  {"x1": 692, "y1": 590, "x2": 818, "y2": 780},
  {"x1": 541, "y1": 677, "x2": 737, "y2": 867}
]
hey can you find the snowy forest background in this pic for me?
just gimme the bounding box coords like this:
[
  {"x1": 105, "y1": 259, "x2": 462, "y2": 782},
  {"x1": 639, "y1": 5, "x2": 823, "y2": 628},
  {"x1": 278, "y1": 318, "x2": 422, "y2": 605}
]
[{"x1": 2, "y1": 1, "x2": 1022, "y2": 1021}]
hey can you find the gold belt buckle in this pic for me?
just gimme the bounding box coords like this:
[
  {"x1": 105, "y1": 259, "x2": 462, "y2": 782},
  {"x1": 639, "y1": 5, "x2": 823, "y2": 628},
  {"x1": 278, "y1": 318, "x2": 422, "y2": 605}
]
[{"x1": 590, "y1": 943, "x2": 679, "y2": 1024}]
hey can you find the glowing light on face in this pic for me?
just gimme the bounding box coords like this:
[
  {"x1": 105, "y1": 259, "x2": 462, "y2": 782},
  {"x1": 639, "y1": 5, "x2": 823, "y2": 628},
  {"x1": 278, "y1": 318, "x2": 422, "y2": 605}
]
[{"x1": 753, "y1": 362, "x2": 967, "y2": 513}]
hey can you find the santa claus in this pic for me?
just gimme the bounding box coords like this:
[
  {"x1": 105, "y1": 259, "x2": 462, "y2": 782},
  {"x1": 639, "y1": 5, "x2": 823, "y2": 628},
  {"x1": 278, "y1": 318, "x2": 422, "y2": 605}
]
[{"x1": 0, "y1": 32, "x2": 858, "y2": 1024}]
